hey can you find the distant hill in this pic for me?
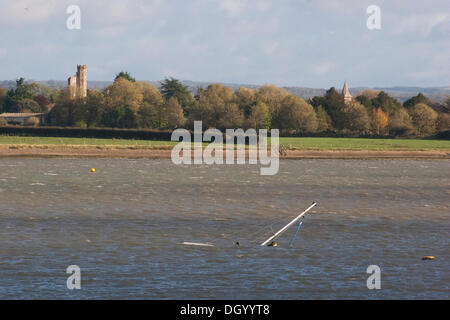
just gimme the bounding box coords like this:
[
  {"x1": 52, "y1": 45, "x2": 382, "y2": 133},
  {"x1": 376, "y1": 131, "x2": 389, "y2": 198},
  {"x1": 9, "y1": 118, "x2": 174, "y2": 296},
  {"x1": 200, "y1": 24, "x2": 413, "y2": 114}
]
[{"x1": 1, "y1": 80, "x2": 449, "y2": 103}]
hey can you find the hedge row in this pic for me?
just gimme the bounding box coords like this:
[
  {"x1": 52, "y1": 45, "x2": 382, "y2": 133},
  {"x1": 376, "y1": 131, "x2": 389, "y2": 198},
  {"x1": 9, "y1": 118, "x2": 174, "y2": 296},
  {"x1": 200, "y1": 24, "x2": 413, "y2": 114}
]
[
  {"x1": 0, "y1": 126, "x2": 173, "y2": 140},
  {"x1": 0, "y1": 126, "x2": 448, "y2": 140}
]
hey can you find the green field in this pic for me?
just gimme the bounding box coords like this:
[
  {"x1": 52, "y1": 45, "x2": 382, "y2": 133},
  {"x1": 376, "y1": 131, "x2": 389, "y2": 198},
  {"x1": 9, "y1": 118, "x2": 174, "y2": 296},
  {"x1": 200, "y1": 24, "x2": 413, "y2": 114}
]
[
  {"x1": 0, "y1": 136, "x2": 177, "y2": 148},
  {"x1": 0, "y1": 136, "x2": 449, "y2": 151},
  {"x1": 277, "y1": 137, "x2": 450, "y2": 151}
]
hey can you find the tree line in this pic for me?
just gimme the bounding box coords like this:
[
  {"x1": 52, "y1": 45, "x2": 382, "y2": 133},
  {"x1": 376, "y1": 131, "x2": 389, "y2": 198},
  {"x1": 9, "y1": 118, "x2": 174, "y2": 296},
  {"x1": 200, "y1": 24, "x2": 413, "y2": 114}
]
[{"x1": 1, "y1": 72, "x2": 449, "y2": 137}]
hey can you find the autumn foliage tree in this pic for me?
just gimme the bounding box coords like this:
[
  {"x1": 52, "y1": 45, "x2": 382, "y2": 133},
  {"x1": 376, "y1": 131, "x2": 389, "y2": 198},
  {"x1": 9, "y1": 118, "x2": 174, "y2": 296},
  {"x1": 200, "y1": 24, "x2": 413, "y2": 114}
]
[
  {"x1": 6, "y1": 73, "x2": 445, "y2": 139},
  {"x1": 338, "y1": 101, "x2": 370, "y2": 134},
  {"x1": 371, "y1": 108, "x2": 388, "y2": 134},
  {"x1": 190, "y1": 84, "x2": 243, "y2": 130},
  {"x1": 315, "y1": 105, "x2": 333, "y2": 132},
  {"x1": 164, "y1": 97, "x2": 186, "y2": 129},
  {"x1": 276, "y1": 95, "x2": 317, "y2": 134},
  {"x1": 410, "y1": 103, "x2": 438, "y2": 136},
  {"x1": 248, "y1": 101, "x2": 271, "y2": 130},
  {"x1": 389, "y1": 107, "x2": 414, "y2": 136}
]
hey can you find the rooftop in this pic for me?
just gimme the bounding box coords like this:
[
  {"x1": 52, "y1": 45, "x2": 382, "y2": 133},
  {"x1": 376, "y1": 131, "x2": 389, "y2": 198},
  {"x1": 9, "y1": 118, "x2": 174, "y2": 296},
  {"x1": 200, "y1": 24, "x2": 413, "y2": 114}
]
[{"x1": 0, "y1": 113, "x2": 45, "y2": 117}]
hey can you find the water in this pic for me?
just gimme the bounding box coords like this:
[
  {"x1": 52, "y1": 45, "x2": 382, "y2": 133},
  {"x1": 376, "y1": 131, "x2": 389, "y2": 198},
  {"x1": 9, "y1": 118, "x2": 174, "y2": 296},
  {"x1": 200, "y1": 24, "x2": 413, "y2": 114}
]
[{"x1": 0, "y1": 159, "x2": 449, "y2": 299}]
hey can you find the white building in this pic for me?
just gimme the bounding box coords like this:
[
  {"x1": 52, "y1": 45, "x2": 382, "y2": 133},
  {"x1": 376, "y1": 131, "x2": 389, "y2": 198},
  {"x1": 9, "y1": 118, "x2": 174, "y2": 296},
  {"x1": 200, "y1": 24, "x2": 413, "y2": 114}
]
[{"x1": 0, "y1": 113, "x2": 46, "y2": 125}]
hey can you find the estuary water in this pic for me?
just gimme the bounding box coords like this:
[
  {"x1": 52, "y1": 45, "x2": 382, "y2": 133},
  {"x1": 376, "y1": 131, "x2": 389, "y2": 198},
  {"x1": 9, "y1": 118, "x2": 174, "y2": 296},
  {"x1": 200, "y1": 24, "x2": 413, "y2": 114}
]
[{"x1": 0, "y1": 158, "x2": 448, "y2": 299}]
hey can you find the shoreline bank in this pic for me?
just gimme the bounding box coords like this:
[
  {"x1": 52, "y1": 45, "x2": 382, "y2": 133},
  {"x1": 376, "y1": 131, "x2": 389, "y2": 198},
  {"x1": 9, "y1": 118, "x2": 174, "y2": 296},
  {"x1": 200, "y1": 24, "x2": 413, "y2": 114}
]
[{"x1": 0, "y1": 145, "x2": 448, "y2": 159}]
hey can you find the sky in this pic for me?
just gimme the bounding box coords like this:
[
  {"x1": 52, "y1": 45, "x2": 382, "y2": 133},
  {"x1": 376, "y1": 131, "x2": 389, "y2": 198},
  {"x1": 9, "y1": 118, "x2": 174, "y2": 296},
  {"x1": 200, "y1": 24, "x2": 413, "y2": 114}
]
[{"x1": 0, "y1": 0, "x2": 449, "y2": 88}]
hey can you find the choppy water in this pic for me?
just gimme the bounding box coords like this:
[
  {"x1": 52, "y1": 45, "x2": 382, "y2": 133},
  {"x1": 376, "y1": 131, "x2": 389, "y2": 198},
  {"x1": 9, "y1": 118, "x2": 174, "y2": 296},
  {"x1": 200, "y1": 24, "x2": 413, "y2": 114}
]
[{"x1": 0, "y1": 158, "x2": 449, "y2": 299}]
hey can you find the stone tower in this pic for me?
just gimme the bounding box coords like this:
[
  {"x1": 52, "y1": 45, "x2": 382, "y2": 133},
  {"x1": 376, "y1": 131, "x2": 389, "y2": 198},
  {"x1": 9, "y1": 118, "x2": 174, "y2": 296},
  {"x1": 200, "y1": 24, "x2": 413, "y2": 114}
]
[
  {"x1": 342, "y1": 81, "x2": 352, "y2": 104},
  {"x1": 68, "y1": 65, "x2": 87, "y2": 99}
]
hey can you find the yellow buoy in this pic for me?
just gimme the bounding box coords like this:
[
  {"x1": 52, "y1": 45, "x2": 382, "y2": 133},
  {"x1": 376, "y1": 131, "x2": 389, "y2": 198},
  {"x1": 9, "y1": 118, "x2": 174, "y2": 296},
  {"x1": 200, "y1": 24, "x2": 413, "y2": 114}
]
[
  {"x1": 422, "y1": 256, "x2": 435, "y2": 261},
  {"x1": 268, "y1": 241, "x2": 278, "y2": 247},
  {"x1": 90, "y1": 168, "x2": 96, "y2": 173}
]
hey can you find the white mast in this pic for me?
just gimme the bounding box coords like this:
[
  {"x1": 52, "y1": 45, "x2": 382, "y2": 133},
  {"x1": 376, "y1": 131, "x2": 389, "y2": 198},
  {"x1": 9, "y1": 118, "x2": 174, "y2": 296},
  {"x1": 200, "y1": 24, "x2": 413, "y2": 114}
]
[{"x1": 260, "y1": 202, "x2": 317, "y2": 246}]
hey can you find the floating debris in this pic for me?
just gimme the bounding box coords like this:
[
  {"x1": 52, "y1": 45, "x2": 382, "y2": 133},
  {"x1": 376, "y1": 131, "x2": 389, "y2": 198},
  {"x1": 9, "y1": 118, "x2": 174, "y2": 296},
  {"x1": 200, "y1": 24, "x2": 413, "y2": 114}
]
[
  {"x1": 422, "y1": 256, "x2": 435, "y2": 261},
  {"x1": 182, "y1": 242, "x2": 215, "y2": 247}
]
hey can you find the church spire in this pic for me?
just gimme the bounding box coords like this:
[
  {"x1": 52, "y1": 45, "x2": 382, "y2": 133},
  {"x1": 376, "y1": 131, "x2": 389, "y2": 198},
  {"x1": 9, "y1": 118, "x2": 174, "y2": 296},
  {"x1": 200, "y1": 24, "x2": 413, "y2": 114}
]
[{"x1": 342, "y1": 81, "x2": 352, "y2": 103}]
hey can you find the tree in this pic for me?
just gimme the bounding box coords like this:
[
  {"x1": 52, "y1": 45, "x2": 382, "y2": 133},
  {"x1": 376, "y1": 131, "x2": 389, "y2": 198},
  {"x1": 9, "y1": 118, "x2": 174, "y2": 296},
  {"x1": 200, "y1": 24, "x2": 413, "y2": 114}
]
[
  {"x1": 311, "y1": 87, "x2": 345, "y2": 128},
  {"x1": 190, "y1": 84, "x2": 243, "y2": 129},
  {"x1": 358, "y1": 89, "x2": 380, "y2": 99},
  {"x1": 100, "y1": 107, "x2": 123, "y2": 128},
  {"x1": 445, "y1": 96, "x2": 450, "y2": 112},
  {"x1": 315, "y1": 105, "x2": 333, "y2": 132},
  {"x1": 256, "y1": 85, "x2": 289, "y2": 129},
  {"x1": 47, "y1": 89, "x2": 85, "y2": 126},
  {"x1": 389, "y1": 107, "x2": 414, "y2": 136},
  {"x1": 0, "y1": 87, "x2": 7, "y2": 112},
  {"x1": 85, "y1": 90, "x2": 105, "y2": 127},
  {"x1": 437, "y1": 113, "x2": 450, "y2": 132},
  {"x1": 138, "y1": 82, "x2": 165, "y2": 129},
  {"x1": 371, "y1": 108, "x2": 388, "y2": 135},
  {"x1": 277, "y1": 95, "x2": 317, "y2": 133},
  {"x1": 17, "y1": 99, "x2": 41, "y2": 113},
  {"x1": 115, "y1": 71, "x2": 136, "y2": 83},
  {"x1": 139, "y1": 102, "x2": 160, "y2": 128},
  {"x1": 355, "y1": 95, "x2": 373, "y2": 111},
  {"x1": 99, "y1": 104, "x2": 137, "y2": 128},
  {"x1": 120, "y1": 105, "x2": 138, "y2": 128},
  {"x1": 338, "y1": 101, "x2": 370, "y2": 134},
  {"x1": 105, "y1": 77, "x2": 143, "y2": 113},
  {"x1": 372, "y1": 91, "x2": 401, "y2": 115},
  {"x1": 33, "y1": 94, "x2": 51, "y2": 112},
  {"x1": 164, "y1": 97, "x2": 186, "y2": 129},
  {"x1": 248, "y1": 101, "x2": 271, "y2": 130},
  {"x1": 235, "y1": 87, "x2": 257, "y2": 117},
  {"x1": 140, "y1": 82, "x2": 164, "y2": 107},
  {"x1": 410, "y1": 103, "x2": 438, "y2": 136},
  {"x1": 3, "y1": 78, "x2": 38, "y2": 113},
  {"x1": 403, "y1": 93, "x2": 431, "y2": 109},
  {"x1": 101, "y1": 77, "x2": 143, "y2": 128},
  {"x1": 216, "y1": 103, "x2": 243, "y2": 130},
  {"x1": 160, "y1": 78, "x2": 194, "y2": 113}
]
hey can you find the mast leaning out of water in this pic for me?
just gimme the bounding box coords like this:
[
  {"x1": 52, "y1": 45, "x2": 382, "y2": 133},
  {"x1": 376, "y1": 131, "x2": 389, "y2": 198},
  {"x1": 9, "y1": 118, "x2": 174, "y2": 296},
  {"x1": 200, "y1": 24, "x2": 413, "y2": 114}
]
[{"x1": 260, "y1": 202, "x2": 317, "y2": 246}]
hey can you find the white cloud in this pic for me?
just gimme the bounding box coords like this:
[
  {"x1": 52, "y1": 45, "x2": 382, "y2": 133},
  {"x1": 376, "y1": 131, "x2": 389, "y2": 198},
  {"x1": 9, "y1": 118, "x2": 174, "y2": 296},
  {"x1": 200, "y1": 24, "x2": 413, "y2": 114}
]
[
  {"x1": 393, "y1": 13, "x2": 449, "y2": 37},
  {"x1": 0, "y1": 0, "x2": 59, "y2": 25},
  {"x1": 313, "y1": 62, "x2": 336, "y2": 76},
  {"x1": 263, "y1": 41, "x2": 279, "y2": 55},
  {"x1": 255, "y1": 0, "x2": 272, "y2": 12},
  {"x1": 406, "y1": 71, "x2": 437, "y2": 79},
  {"x1": 220, "y1": 0, "x2": 247, "y2": 16},
  {"x1": 81, "y1": 0, "x2": 167, "y2": 24},
  {"x1": 0, "y1": 0, "x2": 168, "y2": 27}
]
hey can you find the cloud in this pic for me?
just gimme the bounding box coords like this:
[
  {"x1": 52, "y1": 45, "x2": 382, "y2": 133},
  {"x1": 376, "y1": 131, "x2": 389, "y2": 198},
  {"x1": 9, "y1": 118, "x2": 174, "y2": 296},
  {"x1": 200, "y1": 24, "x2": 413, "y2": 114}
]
[
  {"x1": 220, "y1": 0, "x2": 247, "y2": 16},
  {"x1": 0, "y1": 0, "x2": 449, "y2": 87},
  {"x1": 0, "y1": 0, "x2": 168, "y2": 27},
  {"x1": 313, "y1": 62, "x2": 336, "y2": 76},
  {"x1": 0, "y1": 0, "x2": 59, "y2": 25},
  {"x1": 406, "y1": 71, "x2": 437, "y2": 79},
  {"x1": 262, "y1": 41, "x2": 279, "y2": 55},
  {"x1": 393, "y1": 13, "x2": 449, "y2": 37},
  {"x1": 85, "y1": 0, "x2": 166, "y2": 23},
  {"x1": 312, "y1": 0, "x2": 365, "y2": 15},
  {"x1": 255, "y1": 0, "x2": 272, "y2": 12}
]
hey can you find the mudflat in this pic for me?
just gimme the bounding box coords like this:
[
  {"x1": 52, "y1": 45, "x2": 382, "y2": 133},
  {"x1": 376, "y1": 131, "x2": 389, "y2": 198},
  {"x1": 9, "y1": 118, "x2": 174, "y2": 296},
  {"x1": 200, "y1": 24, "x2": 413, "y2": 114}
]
[{"x1": 0, "y1": 145, "x2": 448, "y2": 159}]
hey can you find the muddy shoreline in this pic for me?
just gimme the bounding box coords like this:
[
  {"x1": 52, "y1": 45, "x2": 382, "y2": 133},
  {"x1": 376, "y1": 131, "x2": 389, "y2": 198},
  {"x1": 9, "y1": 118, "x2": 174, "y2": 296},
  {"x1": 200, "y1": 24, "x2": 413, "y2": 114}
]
[{"x1": 0, "y1": 145, "x2": 448, "y2": 159}]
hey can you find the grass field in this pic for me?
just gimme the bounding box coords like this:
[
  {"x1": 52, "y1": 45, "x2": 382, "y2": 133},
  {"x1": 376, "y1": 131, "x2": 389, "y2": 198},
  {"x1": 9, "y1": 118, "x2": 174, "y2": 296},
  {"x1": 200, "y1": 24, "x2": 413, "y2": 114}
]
[
  {"x1": 0, "y1": 136, "x2": 449, "y2": 151},
  {"x1": 277, "y1": 137, "x2": 450, "y2": 151},
  {"x1": 0, "y1": 136, "x2": 177, "y2": 148}
]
